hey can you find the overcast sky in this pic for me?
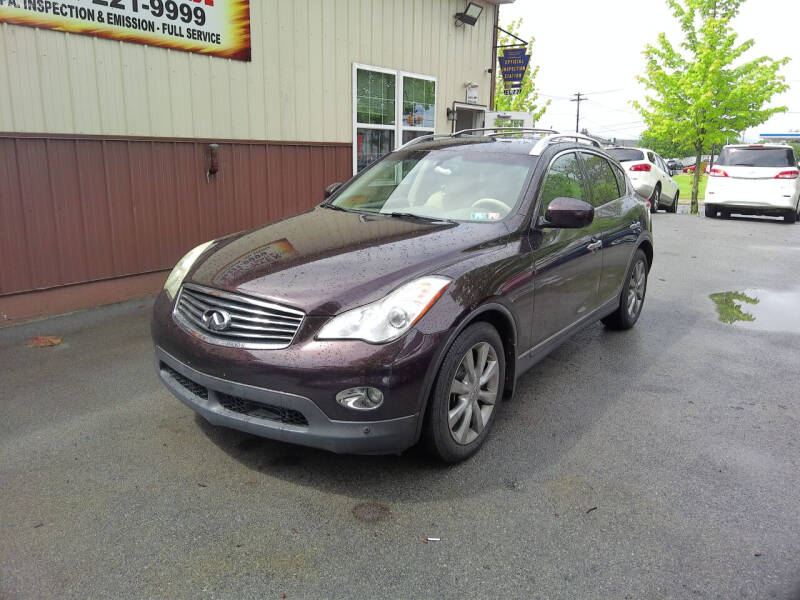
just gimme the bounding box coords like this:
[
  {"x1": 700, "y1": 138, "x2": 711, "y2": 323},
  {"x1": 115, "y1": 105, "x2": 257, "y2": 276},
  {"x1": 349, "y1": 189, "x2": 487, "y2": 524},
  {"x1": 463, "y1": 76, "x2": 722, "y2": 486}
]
[{"x1": 498, "y1": 0, "x2": 799, "y2": 142}]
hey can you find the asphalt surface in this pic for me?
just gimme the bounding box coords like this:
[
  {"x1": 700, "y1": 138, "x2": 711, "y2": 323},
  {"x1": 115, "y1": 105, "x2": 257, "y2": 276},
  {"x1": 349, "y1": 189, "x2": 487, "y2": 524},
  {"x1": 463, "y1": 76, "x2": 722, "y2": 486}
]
[{"x1": 2, "y1": 212, "x2": 800, "y2": 600}]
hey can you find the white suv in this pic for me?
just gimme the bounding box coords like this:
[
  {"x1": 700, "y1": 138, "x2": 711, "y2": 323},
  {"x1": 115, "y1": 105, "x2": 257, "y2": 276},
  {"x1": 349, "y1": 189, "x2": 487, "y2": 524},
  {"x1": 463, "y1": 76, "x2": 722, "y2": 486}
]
[
  {"x1": 607, "y1": 147, "x2": 680, "y2": 213},
  {"x1": 705, "y1": 144, "x2": 800, "y2": 223}
]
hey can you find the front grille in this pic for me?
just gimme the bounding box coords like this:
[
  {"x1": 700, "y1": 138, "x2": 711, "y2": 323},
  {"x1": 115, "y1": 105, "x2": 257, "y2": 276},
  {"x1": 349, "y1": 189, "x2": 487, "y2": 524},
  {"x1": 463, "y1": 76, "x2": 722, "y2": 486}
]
[
  {"x1": 174, "y1": 283, "x2": 305, "y2": 350},
  {"x1": 218, "y1": 393, "x2": 309, "y2": 427},
  {"x1": 162, "y1": 363, "x2": 209, "y2": 399}
]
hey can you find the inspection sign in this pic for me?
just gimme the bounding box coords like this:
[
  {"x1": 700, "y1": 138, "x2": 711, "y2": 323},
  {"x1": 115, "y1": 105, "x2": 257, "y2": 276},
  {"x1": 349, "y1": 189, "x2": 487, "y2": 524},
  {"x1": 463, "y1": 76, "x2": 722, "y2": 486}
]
[{"x1": 0, "y1": 0, "x2": 251, "y2": 61}]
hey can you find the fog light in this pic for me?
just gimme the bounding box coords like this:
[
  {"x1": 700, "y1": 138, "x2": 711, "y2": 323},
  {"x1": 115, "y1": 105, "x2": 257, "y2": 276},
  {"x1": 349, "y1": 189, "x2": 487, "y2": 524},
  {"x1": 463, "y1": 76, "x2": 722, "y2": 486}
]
[{"x1": 336, "y1": 387, "x2": 384, "y2": 410}]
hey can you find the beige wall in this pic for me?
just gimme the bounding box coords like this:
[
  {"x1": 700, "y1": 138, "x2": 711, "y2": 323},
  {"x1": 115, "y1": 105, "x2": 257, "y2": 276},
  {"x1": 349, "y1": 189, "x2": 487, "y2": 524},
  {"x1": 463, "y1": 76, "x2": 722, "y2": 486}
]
[{"x1": 0, "y1": 0, "x2": 496, "y2": 142}]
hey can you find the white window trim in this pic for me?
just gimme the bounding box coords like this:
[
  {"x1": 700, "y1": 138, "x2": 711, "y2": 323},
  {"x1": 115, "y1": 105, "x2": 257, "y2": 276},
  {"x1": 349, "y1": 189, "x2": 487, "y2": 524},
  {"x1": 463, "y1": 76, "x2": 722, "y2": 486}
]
[{"x1": 352, "y1": 62, "x2": 437, "y2": 174}]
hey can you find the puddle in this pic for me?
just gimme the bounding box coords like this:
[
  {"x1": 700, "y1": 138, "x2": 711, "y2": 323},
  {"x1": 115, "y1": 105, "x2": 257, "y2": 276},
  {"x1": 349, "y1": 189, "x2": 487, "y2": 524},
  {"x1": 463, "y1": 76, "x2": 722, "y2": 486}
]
[{"x1": 710, "y1": 288, "x2": 800, "y2": 333}]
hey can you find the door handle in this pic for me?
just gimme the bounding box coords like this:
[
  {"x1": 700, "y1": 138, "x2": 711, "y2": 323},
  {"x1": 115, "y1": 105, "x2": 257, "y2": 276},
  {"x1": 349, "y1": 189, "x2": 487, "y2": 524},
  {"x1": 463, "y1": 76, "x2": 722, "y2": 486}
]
[
  {"x1": 630, "y1": 221, "x2": 642, "y2": 232},
  {"x1": 587, "y1": 239, "x2": 602, "y2": 253}
]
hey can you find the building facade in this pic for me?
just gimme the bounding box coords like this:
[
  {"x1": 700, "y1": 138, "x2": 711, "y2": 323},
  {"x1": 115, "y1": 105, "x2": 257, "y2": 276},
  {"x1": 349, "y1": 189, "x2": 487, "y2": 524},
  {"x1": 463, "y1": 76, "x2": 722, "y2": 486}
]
[{"x1": 0, "y1": 0, "x2": 509, "y2": 324}]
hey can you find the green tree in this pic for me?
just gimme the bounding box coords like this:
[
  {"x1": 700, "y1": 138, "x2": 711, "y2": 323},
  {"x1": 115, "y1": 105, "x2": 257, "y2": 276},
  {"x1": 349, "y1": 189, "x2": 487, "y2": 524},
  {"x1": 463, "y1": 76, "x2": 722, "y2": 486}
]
[
  {"x1": 494, "y1": 19, "x2": 549, "y2": 123},
  {"x1": 639, "y1": 131, "x2": 694, "y2": 158},
  {"x1": 633, "y1": 0, "x2": 789, "y2": 213}
]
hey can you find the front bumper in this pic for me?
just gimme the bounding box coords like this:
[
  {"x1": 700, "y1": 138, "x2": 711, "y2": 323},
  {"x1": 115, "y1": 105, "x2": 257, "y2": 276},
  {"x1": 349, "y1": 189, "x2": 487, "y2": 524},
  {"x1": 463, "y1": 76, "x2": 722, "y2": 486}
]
[
  {"x1": 156, "y1": 346, "x2": 419, "y2": 454},
  {"x1": 151, "y1": 290, "x2": 450, "y2": 454}
]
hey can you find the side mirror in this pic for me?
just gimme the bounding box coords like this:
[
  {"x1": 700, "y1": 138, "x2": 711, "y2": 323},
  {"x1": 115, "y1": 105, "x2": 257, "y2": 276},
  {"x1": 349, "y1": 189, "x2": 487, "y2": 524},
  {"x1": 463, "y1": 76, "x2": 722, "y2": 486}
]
[
  {"x1": 324, "y1": 182, "x2": 343, "y2": 199},
  {"x1": 541, "y1": 197, "x2": 594, "y2": 229}
]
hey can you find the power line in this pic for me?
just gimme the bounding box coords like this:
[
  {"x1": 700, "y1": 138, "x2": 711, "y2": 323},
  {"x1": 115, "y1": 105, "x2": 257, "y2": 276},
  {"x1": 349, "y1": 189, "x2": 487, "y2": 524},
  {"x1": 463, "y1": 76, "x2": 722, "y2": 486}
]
[{"x1": 570, "y1": 92, "x2": 587, "y2": 133}]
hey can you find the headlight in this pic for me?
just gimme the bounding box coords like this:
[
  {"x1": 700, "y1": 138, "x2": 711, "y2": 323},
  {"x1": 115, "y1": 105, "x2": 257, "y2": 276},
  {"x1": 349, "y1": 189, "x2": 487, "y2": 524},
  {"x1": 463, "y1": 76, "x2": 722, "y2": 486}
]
[
  {"x1": 317, "y1": 276, "x2": 451, "y2": 343},
  {"x1": 163, "y1": 241, "x2": 213, "y2": 300}
]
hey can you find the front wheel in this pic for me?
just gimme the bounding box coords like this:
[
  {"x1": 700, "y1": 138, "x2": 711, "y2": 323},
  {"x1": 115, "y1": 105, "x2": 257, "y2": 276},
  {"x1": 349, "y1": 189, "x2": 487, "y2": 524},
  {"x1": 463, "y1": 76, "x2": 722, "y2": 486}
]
[
  {"x1": 423, "y1": 322, "x2": 505, "y2": 463},
  {"x1": 602, "y1": 249, "x2": 648, "y2": 331}
]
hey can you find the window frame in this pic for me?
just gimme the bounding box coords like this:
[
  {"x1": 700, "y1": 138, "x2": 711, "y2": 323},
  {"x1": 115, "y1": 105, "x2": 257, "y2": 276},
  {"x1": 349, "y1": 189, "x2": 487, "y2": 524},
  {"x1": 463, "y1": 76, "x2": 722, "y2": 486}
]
[
  {"x1": 352, "y1": 63, "x2": 437, "y2": 175},
  {"x1": 534, "y1": 150, "x2": 590, "y2": 221}
]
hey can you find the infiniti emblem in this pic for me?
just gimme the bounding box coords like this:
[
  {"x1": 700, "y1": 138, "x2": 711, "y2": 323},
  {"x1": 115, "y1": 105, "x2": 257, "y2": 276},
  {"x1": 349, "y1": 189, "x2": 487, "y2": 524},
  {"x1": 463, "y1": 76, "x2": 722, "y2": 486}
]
[{"x1": 201, "y1": 309, "x2": 232, "y2": 332}]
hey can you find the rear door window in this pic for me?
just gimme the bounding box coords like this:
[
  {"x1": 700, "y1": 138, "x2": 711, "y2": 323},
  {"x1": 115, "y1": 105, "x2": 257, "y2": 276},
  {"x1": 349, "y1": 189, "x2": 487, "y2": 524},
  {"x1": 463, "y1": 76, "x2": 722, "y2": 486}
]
[
  {"x1": 716, "y1": 147, "x2": 795, "y2": 167},
  {"x1": 580, "y1": 153, "x2": 621, "y2": 207}
]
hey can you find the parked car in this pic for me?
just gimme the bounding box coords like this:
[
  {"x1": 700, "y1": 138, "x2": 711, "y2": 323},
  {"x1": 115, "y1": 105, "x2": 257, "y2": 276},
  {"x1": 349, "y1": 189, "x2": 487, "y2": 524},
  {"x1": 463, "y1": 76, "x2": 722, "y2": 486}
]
[
  {"x1": 606, "y1": 147, "x2": 680, "y2": 213},
  {"x1": 683, "y1": 164, "x2": 701, "y2": 174},
  {"x1": 667, "y1": 159, "x2": 682, "y2": 174},
  {"x1": 704, "y1": 144, "x2": 800, "y2": 223},
  {"x1": 152, "y1": 130, "x2": 654, "y2": 462}
]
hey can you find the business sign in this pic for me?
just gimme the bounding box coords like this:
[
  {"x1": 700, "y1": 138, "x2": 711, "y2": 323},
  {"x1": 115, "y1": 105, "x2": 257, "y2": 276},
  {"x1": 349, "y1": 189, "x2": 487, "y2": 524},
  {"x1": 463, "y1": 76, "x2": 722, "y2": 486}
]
[
  {"x1": 498, "y1": 47, "x2": 530, "y2": 94},
  {"x1": 0, "y1": 0, "x2": 251, "y2": 61}
]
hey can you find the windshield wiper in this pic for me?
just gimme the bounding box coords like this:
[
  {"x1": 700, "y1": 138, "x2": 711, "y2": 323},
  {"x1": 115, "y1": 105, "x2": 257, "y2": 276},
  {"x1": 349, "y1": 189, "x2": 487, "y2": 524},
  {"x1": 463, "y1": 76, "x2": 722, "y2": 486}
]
[
  {"x1": 321, "y1": 203, "x2": 352, "y2": 212},
  {"x1": 385, "y1": 212, "x2": 455, "y2": 224}
]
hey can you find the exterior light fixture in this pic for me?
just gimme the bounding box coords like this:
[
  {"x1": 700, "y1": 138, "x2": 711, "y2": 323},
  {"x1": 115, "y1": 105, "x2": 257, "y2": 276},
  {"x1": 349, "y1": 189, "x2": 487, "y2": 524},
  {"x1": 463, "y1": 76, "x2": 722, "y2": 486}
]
[{"x1": 454, "y1": 2, "x2": 483, "y2": 26}]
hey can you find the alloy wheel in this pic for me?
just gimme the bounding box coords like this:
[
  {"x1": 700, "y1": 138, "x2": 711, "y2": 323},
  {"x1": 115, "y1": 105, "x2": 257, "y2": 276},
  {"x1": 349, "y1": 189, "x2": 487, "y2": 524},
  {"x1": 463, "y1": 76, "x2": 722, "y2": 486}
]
[
  {"x1": 447, "y1": 342, "x2": 499, "y2": 445},
  {"x1": 626, "y1": 259, "x2": 647, "y2": 319}
]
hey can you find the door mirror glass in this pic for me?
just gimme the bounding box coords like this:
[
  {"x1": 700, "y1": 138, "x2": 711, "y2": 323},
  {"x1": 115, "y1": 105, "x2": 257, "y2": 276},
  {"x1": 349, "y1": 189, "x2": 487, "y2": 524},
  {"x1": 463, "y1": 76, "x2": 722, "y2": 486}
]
[
  {"x1": 542, "y1": 197, "x2": 594, "y2": 228},
  {"x1": 324, "y1": 182, "x2": 343, "y2": 199}
]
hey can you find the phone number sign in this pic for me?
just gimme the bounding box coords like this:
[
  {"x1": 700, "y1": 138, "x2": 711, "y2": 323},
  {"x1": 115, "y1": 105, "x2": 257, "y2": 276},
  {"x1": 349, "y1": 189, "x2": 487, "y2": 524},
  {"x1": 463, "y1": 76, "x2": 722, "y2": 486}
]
[{"x1": 0, "y1": 0, "x2": 250, "y2": 61}]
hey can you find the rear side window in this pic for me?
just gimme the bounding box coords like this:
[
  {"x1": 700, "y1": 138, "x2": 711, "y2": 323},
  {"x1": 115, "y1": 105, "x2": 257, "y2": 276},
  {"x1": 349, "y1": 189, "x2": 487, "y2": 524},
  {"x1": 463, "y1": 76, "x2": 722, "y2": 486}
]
[
  {"x1": 607, "y1": 148, "x2": 644, "y2": 162},
  {"x1": 611, "y1": 164, "x2": 628, "y2": 195},
  {"x1": 646, "y1": 151, "x2": 656, "y2": 164},
  {"x1": 716, "y1": 147, "x2": 795, "y2": 167},
  {"x1": 539, "y1": 153, "x2": 587, "y2": 211},
  {"x1": 581, "y1": 153, "x2": 621, "y2": 206}
]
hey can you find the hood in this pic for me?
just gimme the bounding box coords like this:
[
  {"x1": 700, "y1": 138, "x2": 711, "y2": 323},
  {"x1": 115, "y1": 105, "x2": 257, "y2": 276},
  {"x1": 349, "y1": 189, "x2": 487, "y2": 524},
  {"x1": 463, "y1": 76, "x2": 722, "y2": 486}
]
[{"x1": 187, "y1": 207, "x2": 508, "y2": 316}]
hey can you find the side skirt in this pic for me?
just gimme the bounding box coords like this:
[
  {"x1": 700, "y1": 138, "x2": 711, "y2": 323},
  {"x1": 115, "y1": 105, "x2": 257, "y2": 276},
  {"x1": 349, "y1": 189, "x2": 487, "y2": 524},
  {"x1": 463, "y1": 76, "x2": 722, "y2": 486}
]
[{"x1": 515, "y1": 296, "x2": 619, "y2": 378}]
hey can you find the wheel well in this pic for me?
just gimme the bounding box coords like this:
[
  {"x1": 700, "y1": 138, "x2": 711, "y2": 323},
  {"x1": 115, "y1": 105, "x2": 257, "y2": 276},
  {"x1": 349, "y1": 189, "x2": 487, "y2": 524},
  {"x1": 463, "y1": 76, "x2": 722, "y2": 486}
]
[
  {"x1": 469, "y1": 309, "x2": 517, "y2": 400},
  {"x1": 638, "y1": 240, "x2": 653, "y2": 271}
]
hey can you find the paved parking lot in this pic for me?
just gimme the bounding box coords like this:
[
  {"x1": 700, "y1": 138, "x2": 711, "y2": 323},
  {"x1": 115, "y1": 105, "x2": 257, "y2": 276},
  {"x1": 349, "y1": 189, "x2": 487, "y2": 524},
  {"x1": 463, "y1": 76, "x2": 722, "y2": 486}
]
[{"x1": 2, "y1": 213, "x2": 799, "y2": 600}]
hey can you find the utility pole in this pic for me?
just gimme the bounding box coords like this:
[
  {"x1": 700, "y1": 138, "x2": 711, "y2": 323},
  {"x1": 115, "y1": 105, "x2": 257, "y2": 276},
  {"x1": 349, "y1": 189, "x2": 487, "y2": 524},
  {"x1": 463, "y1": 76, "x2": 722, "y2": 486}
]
[{"x1": 571, "y1": 92, "x2": 586, "y2": 133}]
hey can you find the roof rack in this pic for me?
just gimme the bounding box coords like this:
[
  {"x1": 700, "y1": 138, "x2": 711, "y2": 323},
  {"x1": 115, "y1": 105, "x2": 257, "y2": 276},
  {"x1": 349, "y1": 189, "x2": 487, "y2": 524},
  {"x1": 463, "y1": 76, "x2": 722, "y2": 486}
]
[
  {"x1": 452, "y1": 127, "x2": 559, "y2": 138},
  {"x1": 529, "y1": 133, "x2": 601, "y2": 156},
  {"x1": 398, "y1": 127, "x2": 603, "y2": 154}
]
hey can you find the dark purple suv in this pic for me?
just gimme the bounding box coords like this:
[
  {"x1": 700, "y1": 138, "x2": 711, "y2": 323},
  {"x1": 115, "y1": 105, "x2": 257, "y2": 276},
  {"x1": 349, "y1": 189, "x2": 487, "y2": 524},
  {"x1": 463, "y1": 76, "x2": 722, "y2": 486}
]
[{"x1": 152, "y1": 130, "x2": 653, "y2": 462}]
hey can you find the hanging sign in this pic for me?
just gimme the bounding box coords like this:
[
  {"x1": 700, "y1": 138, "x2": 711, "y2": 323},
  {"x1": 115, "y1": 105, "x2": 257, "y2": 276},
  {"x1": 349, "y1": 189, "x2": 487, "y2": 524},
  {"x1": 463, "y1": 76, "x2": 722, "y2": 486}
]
[
  {"x1": 0, "y1": 0, "x2": 251, "y2": 61},
  {"x1": 498, "y1": 47, "x2": 530, "y2": 94}
]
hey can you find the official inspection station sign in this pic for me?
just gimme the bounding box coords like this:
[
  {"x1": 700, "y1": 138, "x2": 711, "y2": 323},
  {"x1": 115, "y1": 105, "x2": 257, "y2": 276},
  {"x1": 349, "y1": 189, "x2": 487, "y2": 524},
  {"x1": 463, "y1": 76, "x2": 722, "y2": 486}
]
[
  {"x1": 498, "y1": 47, "x2": 530, "y2": 95},
  {"x1": 0, "y1": 0, "x2": 251, "y2": 61}
]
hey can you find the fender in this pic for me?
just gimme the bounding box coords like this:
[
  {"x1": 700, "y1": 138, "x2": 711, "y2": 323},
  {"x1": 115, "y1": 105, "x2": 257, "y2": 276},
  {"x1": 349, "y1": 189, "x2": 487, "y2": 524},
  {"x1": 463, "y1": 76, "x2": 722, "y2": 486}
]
[{"x1": 411, "y1": 301, "x2": 519, "y2": 444}]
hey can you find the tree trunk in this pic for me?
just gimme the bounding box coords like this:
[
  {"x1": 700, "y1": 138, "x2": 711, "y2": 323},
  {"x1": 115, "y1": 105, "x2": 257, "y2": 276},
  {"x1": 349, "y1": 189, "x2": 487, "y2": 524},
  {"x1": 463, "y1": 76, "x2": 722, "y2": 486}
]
[{"x1": 691, "y1": 146, "x2": 702, "y2": 214}]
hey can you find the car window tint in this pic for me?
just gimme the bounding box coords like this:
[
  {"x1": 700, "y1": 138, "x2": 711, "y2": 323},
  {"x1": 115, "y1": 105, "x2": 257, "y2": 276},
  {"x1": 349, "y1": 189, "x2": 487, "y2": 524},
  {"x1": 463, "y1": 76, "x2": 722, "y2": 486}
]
[
  {"x1": 607, "y1": 148, "x2": 643, "y2": 162},
  {"x1": 581, "y1": 153, "x2": 621, "y2": 206},
  {"x1": 539, "y1": 153, "x2": 587, "y2": 212},
  {"x1": 716, "y1": 147, "x2": 795, "y2": 167}
]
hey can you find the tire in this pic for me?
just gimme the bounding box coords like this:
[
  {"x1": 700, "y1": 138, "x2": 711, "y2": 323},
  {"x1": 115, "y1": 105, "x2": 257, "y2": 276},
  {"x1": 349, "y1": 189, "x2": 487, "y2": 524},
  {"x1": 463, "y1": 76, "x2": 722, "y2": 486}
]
[
  {"x1": 649, "y1": 185, "x2": 661, "y2": 213},
  {"x1": 602, "y1": 249, "x2": 648, "y2": 331},
  {"x1": 785, "y1": 210, "x2": 797, "y2": 224},
  {"x1": 704, "y1": 204, "x2": 717, "y2": 218},
  {"x1": 423, "y1": 322, "x2": 505, "y2": 463},
  {"x1": 667, "y1": 190, "x2": 678, "y2": 213}
]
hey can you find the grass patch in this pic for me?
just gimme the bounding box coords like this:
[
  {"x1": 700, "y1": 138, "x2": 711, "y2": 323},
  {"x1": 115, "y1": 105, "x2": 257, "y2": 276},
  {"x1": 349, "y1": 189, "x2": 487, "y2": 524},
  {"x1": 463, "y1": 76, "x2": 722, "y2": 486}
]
[
  {"x1": 710, "y1": 291, "x2": 759, "y2": 324},
  {"x1": 674, "y1": 174, "x2": 707, "y2": 201}
]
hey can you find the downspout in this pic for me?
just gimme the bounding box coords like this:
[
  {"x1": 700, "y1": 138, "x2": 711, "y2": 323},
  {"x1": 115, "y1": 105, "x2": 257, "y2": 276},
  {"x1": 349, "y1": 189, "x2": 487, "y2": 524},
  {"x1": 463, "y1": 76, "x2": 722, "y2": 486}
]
[{"x1": 489, "y1": 4, "x2": 499, "y2": 110}]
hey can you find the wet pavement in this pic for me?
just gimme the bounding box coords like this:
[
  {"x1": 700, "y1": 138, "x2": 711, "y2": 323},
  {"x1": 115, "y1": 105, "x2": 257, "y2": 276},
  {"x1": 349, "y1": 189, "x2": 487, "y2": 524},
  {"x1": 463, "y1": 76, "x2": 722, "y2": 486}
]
[{"x1": 1, "y1": 212, "x2": 800, "y2": 599}]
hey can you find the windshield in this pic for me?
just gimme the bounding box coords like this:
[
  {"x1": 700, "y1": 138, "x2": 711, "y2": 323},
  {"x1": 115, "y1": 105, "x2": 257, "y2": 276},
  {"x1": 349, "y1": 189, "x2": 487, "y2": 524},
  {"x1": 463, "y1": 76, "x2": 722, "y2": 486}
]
[
  {"x1": 330, "y1": 148, "x2": 535, "y2": 222},
  {"x1": 716, "y1": 147, "x2": 795, "y2": 168},
  {"x1": 607, "y1": 148, "x2": 644, "y2": 162}
]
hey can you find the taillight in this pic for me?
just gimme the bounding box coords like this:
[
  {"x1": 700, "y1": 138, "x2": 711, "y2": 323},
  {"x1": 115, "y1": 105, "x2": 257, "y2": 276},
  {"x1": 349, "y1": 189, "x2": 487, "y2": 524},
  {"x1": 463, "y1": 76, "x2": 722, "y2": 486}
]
[
  {"x1": 708, "y1": 168, "x2": 728, "y2": 177},
  {"x1": 629, "y1": 163, "x2": 651, "y2": 172},
  {"x1": 775, "y1": 170, "x2": 799, "y2": 180}
]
